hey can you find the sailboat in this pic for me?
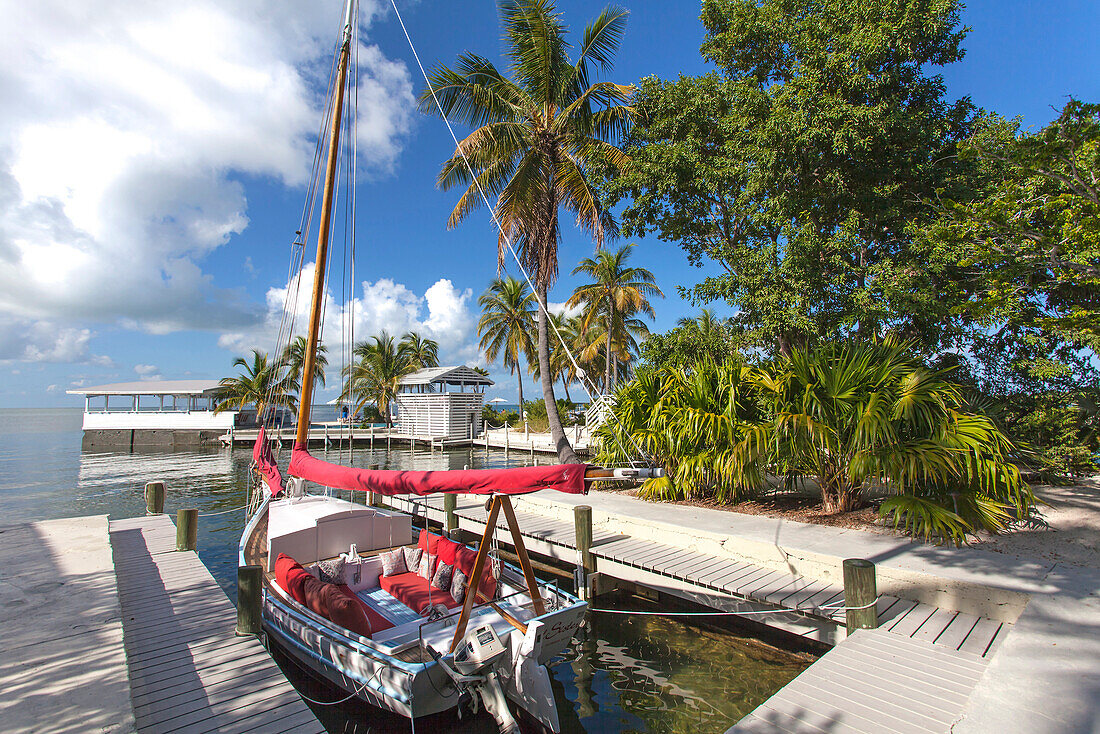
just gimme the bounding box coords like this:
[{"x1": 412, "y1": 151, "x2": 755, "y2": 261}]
[{"x1": 237, "y1": 2, "x2": 657, "y2": 731}]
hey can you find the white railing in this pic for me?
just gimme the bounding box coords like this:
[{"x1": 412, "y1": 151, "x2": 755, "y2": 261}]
[{"x1": 584, "y1": 393, "x2": 616, "y2": 429}]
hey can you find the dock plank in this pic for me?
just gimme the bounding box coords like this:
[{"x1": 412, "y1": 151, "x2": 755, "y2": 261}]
[{"x1": 110, "y1": 516, "x2": 321, "y2": 734}]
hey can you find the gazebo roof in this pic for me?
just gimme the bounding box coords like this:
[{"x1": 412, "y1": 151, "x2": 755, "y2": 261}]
[
  {"x1": 398, "y1": 366, "x2": 494, "y2": 387},
  {"x1": 66, "y1": 380, "x2": 223, "y2": 396}
]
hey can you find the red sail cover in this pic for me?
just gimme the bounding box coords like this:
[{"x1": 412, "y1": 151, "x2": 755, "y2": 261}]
[
  {"x1": 289, "y1": 443, "x2": 587, "y2": 496},
  {"x1": 253, "y1": 427, "x2": 286, "y2": 498}
]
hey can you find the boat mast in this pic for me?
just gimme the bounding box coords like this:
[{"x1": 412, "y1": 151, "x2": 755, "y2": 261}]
[{"x1": 294, "y1": 0, "x2": 356, "y2": 445}]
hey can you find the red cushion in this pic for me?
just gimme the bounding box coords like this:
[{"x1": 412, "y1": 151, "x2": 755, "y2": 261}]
[
  {"x1": 274, "y1": 553, "x2": 312, "y2": 605},
  {"x1": 437, "y1": 537, "x2": 458, "y2": 567},
  {"x1": 323, "y1": 584, "x2": 372, "y2": 638},
  {"x1": 300, "y1": 574, "x2": 330, "y2": 617},
  {"x1": 380, "y1": 571, "x2": 462, "y2": 615},
  {"x1": 453, "y1": 545, "x2": 498, "y2": 602},
  {"x1": 417, "y1": 529, "x2": 442, "y2": 556},
  {"x1": 335, "y1": 585, "x2": 395, "y2": 636}
]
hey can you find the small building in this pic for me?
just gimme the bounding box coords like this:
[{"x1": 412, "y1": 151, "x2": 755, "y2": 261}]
[
  {"x1": 392, "y1": 366, "x2": 493, "y2": 439},
  {"x1": 67, "y1": 380, "x2": 237, "y2": 449}
]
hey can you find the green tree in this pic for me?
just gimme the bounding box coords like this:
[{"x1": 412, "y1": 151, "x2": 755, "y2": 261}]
[
  {"x1": 398, "y1": 331, "x2": 440, "y2": 370},
  {"x1": 478, "y1": 277, "x2": 536, "y2": 410},
  {"x1": 610, "y1": 0, "x2": 975, "y2": 355},
  {"x1": 639, "y1": 309, "x2": 742, "y2": 370},
  {"x1": 215, "y1": 350, "x2": 296, "y2": 423},
  {"x1": 567, "y1": 243, "x2": 663, "y2": 390},
  {"x1": 279, "y1": 335, "x2": 328, "y2": 394},
  {"x1": 421, "y1": 0, "x2": 635, "y2": 463},
  {"x1": 341, "y1": 332, "x2": 413, "y2": 427}
]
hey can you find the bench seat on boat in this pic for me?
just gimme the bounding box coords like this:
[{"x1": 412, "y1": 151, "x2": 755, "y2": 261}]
[
  {"x1": 267, "y1": 496, "x2": 412, "y2": 571},
  {"x1": 379, "y1": 572, "x2": 462, "y2": 615},
  {"x1": 274, "y1": 553, "x2": 394, "y2": 638}
]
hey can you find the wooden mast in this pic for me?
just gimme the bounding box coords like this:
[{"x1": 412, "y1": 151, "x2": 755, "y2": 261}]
[{"x1": 295, "y1": 0, "x2": 356, "y2": 446}]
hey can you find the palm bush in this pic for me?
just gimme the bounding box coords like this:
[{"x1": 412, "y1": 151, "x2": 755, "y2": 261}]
[
  {"x1": 754, "y1": 339, "x2": 1035, "y2": 541},
  {"x1": 594, "y1": 359, "x2": 768, "y2": 503},
  {"x1": 215, "y1": 350, "x2": 297, "y2": 423},
  {"x1": 341, "y1": 332, "x2": 414, "y2": 427}
]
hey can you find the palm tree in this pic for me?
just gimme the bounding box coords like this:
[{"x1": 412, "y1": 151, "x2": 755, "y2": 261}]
[
  {"x1": 422, "y1": 0, "x2": 635, "y2": 463},
  {"x1": 576, "y1": 311, "x2": 649, "y2": 387},
  {"x1": 568, "y1": 243, "x2": 663, "y2": 390},
  {"x1": 677, "y1": 309, "x2": 728, "y2": 339},
  {"x1": 478, "y1": 277, "x2": 536, "y2": 409},
  {"x1": 214, "y1": 350, "x2": 296, "y2": 424},
  {"x1": 279, "y1": 335, "x2": 328, "y2": 395},
  {"x1": 398, "y1": 331, "x2": 440, "y2": 370},
  {"x1": 341, "y1": 332, "x2": 413, "y2": 427},
  {"x1": 548, "y1": 312, "x2": 582, "y2": 402}
]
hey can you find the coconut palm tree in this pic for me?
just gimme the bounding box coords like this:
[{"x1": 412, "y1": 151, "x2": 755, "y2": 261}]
[
  {"x1": 279, "y1": 335, "x2": 328, "y2": 394},
  {"x1": 478, "y1": 277, "x2": 536, "y2": 409},
  {"x1": 398, "y1": 332, "x2": 440, "y2": 371},
  {"x1": 214, "y1": 349, "x2": 296, "y2": 424},
  {"x1": 341, "y1": 332, "x2": 413, "y2": 427},
  {"x1": 576, "y1": 311, "x2": 649, "y2": 387},
  {"x1": 422, "y1": 0, "x2": 635, "y2": 463},
  {"x1": 548, "y1": 312, "x2": 583, "y2": 402},
  {"x1": 568, "y1": 243, "x2": 663, "y2": 390}
]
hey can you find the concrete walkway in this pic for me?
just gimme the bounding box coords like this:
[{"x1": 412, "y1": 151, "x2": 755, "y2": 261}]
[
  {"x1": 0, "y1": 516, "x2": 135, "y2": 734},
  {"x1": 506, "y1": 488, "x2": 1100, "y2": 732}
]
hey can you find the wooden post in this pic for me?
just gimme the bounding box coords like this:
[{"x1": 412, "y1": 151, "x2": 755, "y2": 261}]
[
  {"x1": 450, "y1": 497, "x2": 503, "y2": 652},
  {"x1": 444, "y1": 493, "x2": 458, "y2": 534},
  {"x1": 504, "y1": 422, "x2": 509, "y2": 452},
  {"x1": 235, "y1": 564, "x2": 263, "y2": 636},
  {"x1": 176, "y1": 509, "x2": 198, "y2": 551},
  {"x1": 575, "y1": 505, "x2": 593, "y2": 599},
  {"x1": 843, "y1": 558, "x2": 878, "y2": 633},
  {"x1": 368, "y1": 465, "x2": 380, "y2": 506},
  {"x1": 144, "y1": 481, "x2": 165, "y2": 514}
]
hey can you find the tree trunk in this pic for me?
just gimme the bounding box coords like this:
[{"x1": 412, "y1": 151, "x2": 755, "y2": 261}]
[
  {"x1": 515, "y1": 364, "x2": 524, "y2": 417},
  {"x1": 562, "y1": 376, "x2": 571, "y2": 404},
  {"x1": 820, "y1": 478, "x2": 864, "y2": 514},
  {"x1": 604, "y1": 297, "x2": 613, "y2": 393},
  {"x1": 538, "y1": 283, "x2": 579, "y2": 463}
]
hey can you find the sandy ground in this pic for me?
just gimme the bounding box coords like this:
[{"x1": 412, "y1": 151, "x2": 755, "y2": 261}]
[{"x1": 973, "y1": 475, "x2": 1100, "y2": 568}]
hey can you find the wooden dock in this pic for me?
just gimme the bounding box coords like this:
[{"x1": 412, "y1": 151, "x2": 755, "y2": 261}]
[
  {"x1": 109, "y1": 515, "x2": 323, "y2": 734},
  {"x1": 728, "y1": 628, "x2": 991, "y2": 733},
  {"x1": 381, "y1": 493, "x2": 1010, "y2": 653}
]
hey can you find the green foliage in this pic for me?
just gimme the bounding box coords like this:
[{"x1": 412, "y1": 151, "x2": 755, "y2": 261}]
[
  {"x1": 215, "y1": 349, "x2": 297, "y2": 421},
  {"x1": 638, "y1": 309, "x2": 745, "y2": 370},
  {"x1": 478, "y1": 276, "x2": 536, "y2": 409},
  {"x1": 397, "y1": 332, "x2": 440, "y2": 370},
  {"x1": 423, "y1": 0, "x2": 636, "y2": 460},
  {"x1": 567, "y1": 243, "x2": 663, "y2": 390},
  {"x1": 340, "y1": 332, "x2": 414, "y2": 426},
  {"x1": 595, "y1": 359, "x2": 768, "y2": 503},
  {"x1": 279, "y1": 336, "x2": 328, "y2": 392},
  {"x1": 609, "y1": 0, "x2": 975, "y2": 354}
]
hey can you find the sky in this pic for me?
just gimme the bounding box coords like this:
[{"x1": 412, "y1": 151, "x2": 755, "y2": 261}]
[{"x1": 0, "y1": 0, "x2": 1096, "y2": 408}]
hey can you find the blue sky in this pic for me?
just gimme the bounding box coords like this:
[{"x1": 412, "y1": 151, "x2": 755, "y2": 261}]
[{"x1": 1, "y1": 0, "x2": 1097, "y2": 408}]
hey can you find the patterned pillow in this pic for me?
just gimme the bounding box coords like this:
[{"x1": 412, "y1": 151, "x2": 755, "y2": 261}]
[
  {"x1": 402, "y1": 546, "x2": 423, "y2": 573},
  {"x1": 380, "y1": 548, "x2": 407, "y2": 577},
  {"x1": 450, "y1": 569, "x2": 467, "y2": 604},
  {"x1": 431, "y1": 561, "x2": 453, "y2": 591},
  {"x1": 417, "y1": 553, "x2": 437, "y2": 580},
  {"x1": 316, "y1": 557, "x2": 345, "y2": 585}
]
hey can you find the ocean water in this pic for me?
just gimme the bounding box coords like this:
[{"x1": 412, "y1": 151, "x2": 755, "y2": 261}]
[{"x1": 1, "y1": 407, "x2": 812, "y2": 733}]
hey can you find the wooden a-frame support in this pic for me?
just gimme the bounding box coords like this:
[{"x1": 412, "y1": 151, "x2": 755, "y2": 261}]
[{"x1": 449, "y1": 494, "x2": 546, "y2": 653}]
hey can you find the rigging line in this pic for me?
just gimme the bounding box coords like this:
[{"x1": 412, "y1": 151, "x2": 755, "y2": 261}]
[{"x1": 388, "y1": 0, "x2": 655, "y2": 468}]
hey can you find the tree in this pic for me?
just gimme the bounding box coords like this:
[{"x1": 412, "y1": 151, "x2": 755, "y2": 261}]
[
  {"x1": 609, "y1": 0, "x2": 975, "y2": 356},
  {"x1": 398, "y1": 331, "x2": 440, "y2": 371},
  {"x1": 640, "y1": 309, "x2": 742, "y2": 370},
  {"x1": 279, "y1": 335, "x2": 328, "y2": 394},
  {"x1": 341, "y1": 332, "x2": 413, "y2": 427},
  {"x1": 548, "y1": 312, "x2": 581, "y2": 402},
  {"x1": 215, "y1": 350, "x2": 296, "y2": 423},
  {"x1": 478, "y1": 277, "x2": 536, "y2": 410},
  {"x1": 567, "y1": 243, "x2": 663, "y2": 390},
  {"x1": 421, "y1": 0, "x2": 635, "y2": 463}
]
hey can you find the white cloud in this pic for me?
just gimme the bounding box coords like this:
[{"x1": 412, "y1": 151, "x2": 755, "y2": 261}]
[
  {"x1": 45, "y1": 384, "x2": 59, "y2": 393},
  {"x1": 0, "y1": 0, "x2": 413, "y2": 349},
  {"x1": 134, "y1": 363, "x2": 161, "y2": 380},
  {"x1": 548, "y1": 300, "x2": 584, "y2": 318},
  {"x1": 219, "y1": 263, "x2": 478, "y2": 371},
  {"x1": 0, "y1": 315, "x2": 111, "y2": 364}
]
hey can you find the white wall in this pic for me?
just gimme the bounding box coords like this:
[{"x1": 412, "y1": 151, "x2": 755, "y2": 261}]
[{"x1": 83, "y1": 411, "x2": 235, "y2": 431}]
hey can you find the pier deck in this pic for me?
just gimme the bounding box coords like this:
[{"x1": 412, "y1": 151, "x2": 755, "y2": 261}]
[
  {"x1": 379, "y1": 494, "x2": 1009, "y2": 652},
  {"x1": 109, "y1": 515, "x2": 323, "y2": 734},
  {"x1": 728, "y1": 628, "x2": 990, "y2": 733}
]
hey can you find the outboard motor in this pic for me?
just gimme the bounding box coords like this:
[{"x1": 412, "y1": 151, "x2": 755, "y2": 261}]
[{"x1": 435, "y1": 624, "x2": 518, "y2": 733}]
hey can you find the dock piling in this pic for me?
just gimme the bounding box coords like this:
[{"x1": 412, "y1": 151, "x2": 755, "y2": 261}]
[
  {"x1": 176, "y1": 508, "x2": 198, "y2": 551},
  {"x1": 445, "y1": 493, "x2": 458, "y2": 535},
  {"x1": 843, "y1": 558, "x2": 878, "y2": 633},
  {"x1": 574, "y1": 505, "x2": 593, "y2": 599},
  {"x1": 235, "y1": 564, "x2": 264, "y2": 636},
  {"x1": 144, "y1": 481, "x2": 165, "y2": 514}
]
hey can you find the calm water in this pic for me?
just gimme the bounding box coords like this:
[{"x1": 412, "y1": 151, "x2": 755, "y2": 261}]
[{"x1": 1, "y1": 408, "x2": 812, "y2": 733}]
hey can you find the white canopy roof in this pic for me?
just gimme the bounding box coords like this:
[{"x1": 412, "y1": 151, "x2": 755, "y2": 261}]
[
  {"x1": 398, "y1": 366, "x2": 494, "y2": 387},
  {"x1": 66, "y1": 380, "x2": 222, "y2": 396}
]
